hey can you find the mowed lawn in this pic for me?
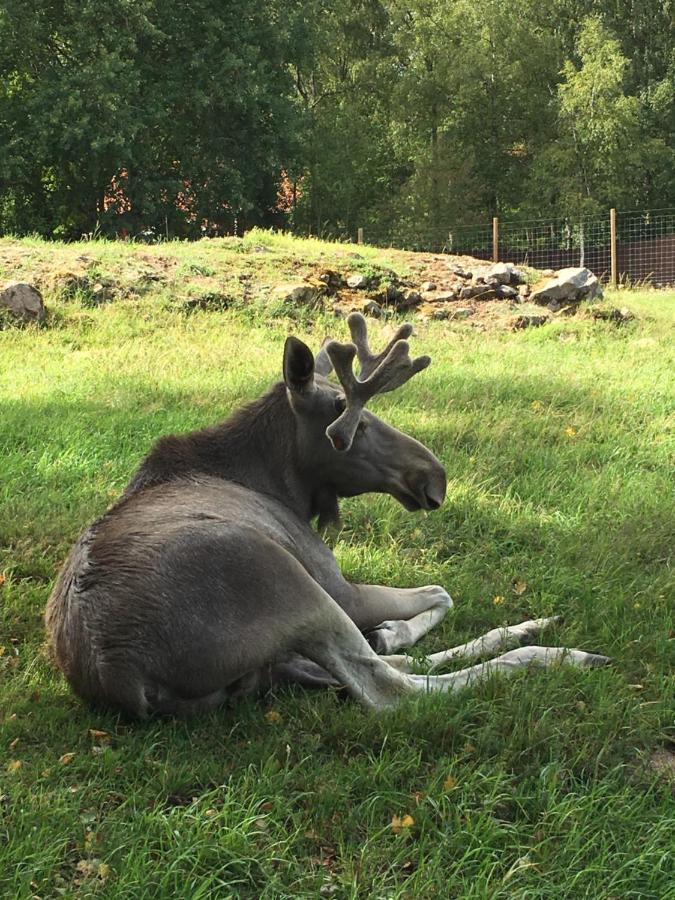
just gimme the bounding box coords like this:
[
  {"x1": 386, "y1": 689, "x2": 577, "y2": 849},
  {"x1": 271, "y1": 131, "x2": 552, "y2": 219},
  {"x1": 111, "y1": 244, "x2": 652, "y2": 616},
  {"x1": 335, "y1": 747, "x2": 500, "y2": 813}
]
[{"x1": 1, "y1": 236, "x2": 674, "y2": 898}]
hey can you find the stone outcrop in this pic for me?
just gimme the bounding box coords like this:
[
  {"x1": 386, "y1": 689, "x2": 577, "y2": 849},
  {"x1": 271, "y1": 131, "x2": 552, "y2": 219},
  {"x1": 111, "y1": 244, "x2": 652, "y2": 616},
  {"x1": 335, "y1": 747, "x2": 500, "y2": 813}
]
[
  {"x1": 530, "y1": 267, "x2": 603, "y2": 311},
  {"x1": 0, "y1": 282, "x2": 46, "y2": 322}
]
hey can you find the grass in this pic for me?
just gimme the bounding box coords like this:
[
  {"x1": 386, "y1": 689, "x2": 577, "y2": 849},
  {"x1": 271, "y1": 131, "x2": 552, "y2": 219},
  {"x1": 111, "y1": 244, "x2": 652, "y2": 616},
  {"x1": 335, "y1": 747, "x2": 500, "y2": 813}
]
[{"x1": 1, "y1": 234, "x2": 674, "y2": 898}]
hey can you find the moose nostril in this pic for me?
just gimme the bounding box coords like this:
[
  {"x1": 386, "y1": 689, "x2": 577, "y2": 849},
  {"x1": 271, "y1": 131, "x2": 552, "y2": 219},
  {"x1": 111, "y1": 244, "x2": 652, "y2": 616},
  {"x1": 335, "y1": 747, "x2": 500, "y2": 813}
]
[{"x1": 425, "y1": 493, "x2": 442, "y2": 510}]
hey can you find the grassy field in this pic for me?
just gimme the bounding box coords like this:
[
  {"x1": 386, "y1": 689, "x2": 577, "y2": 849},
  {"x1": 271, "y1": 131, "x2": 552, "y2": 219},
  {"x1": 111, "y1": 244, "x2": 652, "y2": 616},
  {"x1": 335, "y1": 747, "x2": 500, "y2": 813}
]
[{"x1": 1, "y1": 233, "x2": 674, "y2": 898}]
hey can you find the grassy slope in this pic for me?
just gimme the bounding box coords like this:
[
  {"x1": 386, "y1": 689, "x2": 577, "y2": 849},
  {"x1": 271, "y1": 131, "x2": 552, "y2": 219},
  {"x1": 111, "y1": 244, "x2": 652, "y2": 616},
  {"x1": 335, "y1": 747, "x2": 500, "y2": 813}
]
[{"x1": 1, "y1": 233, "x2": 674, "y2": 898}]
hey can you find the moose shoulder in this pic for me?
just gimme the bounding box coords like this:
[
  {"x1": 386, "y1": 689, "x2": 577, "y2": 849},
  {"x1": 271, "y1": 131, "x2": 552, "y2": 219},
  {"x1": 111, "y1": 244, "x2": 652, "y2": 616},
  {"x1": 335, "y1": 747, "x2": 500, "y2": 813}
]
[{"x1": 46, "y1": 314, "x2": 608, "y2": 718}]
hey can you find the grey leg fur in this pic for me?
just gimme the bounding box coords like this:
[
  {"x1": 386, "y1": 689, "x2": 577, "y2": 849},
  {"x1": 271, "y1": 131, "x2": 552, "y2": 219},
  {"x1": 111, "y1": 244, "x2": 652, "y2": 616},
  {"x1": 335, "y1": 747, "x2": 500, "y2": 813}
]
[
  {"x1": 341, "y1": 583, "x2": 453, "y2": 654},
  {"x1": 382, "y1": 617, "x2": 563, "y2": 673}
]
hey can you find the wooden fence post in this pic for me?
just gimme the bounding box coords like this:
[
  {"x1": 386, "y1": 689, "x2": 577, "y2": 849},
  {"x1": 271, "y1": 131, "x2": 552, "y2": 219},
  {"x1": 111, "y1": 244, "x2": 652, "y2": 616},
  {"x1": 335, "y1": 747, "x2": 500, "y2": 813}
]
[
  {"x1": 610, "y1": 208, "x2": 618, "y2": 288},
  {"x1": 357, "y1": 227, "x2": 364, "y2": 245},
  {"x1": 492, "y1": 217, "x2": 499, "y2": 262}
]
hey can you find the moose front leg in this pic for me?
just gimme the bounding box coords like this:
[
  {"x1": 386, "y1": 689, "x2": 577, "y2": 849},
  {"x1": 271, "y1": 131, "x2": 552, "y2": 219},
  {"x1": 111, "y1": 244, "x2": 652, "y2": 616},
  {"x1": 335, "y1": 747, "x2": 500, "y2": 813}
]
[
  {"x1": 381, "y1": 617, "x2": 562, "y2": 672},
  {"x1": 338, "y1": 583, "x2": 453, "y2": 654}
]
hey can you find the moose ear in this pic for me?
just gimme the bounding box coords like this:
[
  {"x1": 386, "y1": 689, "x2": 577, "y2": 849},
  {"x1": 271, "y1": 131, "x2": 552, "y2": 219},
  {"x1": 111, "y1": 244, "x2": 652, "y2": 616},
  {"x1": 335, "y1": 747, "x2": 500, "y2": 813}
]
[
  {"x1": 283, "y1": 336, "x2": 315, "y2": 394},
  {"x1": 314, "y1": 337, "x2": 334, "y2": 377}
]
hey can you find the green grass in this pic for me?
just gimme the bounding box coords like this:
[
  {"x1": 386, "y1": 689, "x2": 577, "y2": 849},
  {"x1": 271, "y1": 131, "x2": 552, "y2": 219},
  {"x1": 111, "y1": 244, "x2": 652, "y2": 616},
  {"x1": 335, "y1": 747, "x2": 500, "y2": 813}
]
[{"x1": 1, "y1": 235, "x2": 674, "y2": 898}]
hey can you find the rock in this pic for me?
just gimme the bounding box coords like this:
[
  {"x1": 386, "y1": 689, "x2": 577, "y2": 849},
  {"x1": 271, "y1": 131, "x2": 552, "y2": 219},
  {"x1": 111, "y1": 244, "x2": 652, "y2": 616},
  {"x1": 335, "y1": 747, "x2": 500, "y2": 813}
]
[
  {"x1": 507, "y1": 265, "x2": 528, "y2": 285},
  {"x1": 518, "y1": 283, "x2": 531, "y2": 298},
  {"x1": 184, "y1": 292, "x2": 231, "y2": 311},
  {"x1": 447, "y1": 264, "x2": 472, "y2": 279},
  {"x1": 346, "y1": 252, "x2": 363, "y2": 259},
  {"x1": 0, "y1": 282, "x2": 46, "y2": 322},
  {"x1": 420, "y1": 281, "x2": 437, "y2": 292},
  {"x1": 459, "y1": 284, "x2": 498, "y2": 300},
  {"x1": 512, "y1": 314, "x2": 549, "y2": 330},
  {"x1": 450, "y1": 307, "x2": 475, "y2": 320},
  {"x1": 530, "y1": 267, "x2": 603, "y2": 309},
  {"x1": 271, "y1": 283, "x2": 325, "y2": 305},
  {"x1": 422, "y1": 290, "x2": 457, "y2": 303},
  {"x1": 317, "y1": 271, "x2": 344, "y2": 291},
  {"x1": 346, "y1": 274, "x2": 369, "y2": 289},
  {"x1": 383, "y1": 282, "x2": 403, "y2": 303},
  {"x1": 495, "y1": 284, "x2": 518, "y2": 299},
  {"x1": 487, "y1": 262, "x2": 512, "y2": 284},
  {"x1": 363, "y1": 300, "x2": 383, "y2": 318},
  {"x1": 591, "y1": 307, "x2": 635, "y2": 324},
  {"x1": 431, "y1": 308, "x2": 450, "y2": 320},
  {"x1": 397, "y1": 290, "x2": 422, "y2": 310}
]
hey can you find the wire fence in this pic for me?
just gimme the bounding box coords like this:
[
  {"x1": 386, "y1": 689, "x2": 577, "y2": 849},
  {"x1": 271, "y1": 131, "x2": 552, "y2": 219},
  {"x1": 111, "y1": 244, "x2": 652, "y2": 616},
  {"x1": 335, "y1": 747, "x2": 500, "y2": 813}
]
[{"x1": 360, "y1": 208, "x2": 675, "y2": 286}]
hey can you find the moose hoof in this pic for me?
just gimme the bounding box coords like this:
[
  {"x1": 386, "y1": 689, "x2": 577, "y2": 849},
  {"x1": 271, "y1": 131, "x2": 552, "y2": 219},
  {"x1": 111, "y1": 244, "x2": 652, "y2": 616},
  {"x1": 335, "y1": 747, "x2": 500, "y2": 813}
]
[{"x1": 367, "y1": 621, "x2": 410, "y2": 655}]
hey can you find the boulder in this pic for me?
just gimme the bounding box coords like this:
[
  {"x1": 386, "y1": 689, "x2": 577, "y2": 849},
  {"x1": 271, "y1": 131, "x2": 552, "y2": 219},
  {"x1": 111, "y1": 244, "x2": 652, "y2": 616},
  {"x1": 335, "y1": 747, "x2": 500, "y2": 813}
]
[
  {"x1": 363, "y1": 300, "x2": 383, "y2": 318},
  {"x1": 487, "y1": 262, "x2": 512, "y2": 284},
  {"x1": 397, "y1": 290, "x2": 423, "y2": 310},
  {"x1": 530, "y1": 267, "x2": 603, "y2": 310},
  {"x1": 512, "y1": 314, "x2": 549, "y2": 330},
  {"x1": 271, "y1": 283, "x2": 325, "y2": 305},
  {"x1": 450, "y1": 307, "x2": 475, "y2": 320},
  {"x1": 0, "y1": 282, "x2": 46, "y2": 322},
  {"x1": 346, "y1": 274, "x2": 369, "y2": 289},
  {"x1": 495, "y1": 284, "x2": 518, "y2": 300},
  {"x1": 420, "y1": 281, "x2": 437, "y2": 292},
  {"x1": 447, "y1": 264, "x2": 472, "y2": 279},
  {"x1": 591, "y1": 307, "x2": 635, "y2": 324},
  {"x1": 317, "y1": 270, "x2": 345, "y2": 291},
  {"x1": 459, "y1": 284, "x2": 498, "y2": 300}
]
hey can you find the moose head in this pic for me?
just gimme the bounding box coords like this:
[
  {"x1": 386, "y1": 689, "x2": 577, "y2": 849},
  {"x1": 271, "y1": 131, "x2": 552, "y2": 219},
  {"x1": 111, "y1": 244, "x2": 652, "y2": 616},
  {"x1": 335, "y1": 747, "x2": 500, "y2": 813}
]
[{"x1": 282, "y1": 312, "x2": 447, "y2": 515}]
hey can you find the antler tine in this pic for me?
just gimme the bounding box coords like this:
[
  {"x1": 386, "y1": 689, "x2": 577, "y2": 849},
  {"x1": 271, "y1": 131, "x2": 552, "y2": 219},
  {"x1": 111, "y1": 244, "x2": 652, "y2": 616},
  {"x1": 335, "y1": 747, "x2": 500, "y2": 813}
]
[
  {"x1": 347, "y1": 312, "x2": 413, "y2": 379},
  {"x1": 324, "y1": 334, "x2": 431, "y2": 452}
]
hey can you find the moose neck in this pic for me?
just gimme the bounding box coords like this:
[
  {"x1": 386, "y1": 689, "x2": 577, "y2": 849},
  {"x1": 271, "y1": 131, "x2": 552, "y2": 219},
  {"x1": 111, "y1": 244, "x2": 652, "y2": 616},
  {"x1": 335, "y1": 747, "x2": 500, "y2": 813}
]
[{"x1": 127, "y1": 383, "x2": 330, "y2": 525}]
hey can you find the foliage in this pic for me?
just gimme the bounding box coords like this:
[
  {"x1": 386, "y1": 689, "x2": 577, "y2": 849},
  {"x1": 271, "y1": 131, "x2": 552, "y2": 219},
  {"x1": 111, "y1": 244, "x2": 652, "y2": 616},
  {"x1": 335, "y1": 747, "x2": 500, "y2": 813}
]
[{"x1": 0, "y1": 0, "x2": 673, "y2": 239}]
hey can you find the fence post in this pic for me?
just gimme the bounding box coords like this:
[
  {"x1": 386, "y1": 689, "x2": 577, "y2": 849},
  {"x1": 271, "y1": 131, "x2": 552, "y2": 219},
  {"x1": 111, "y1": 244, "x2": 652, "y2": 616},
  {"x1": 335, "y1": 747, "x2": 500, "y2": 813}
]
[
  {"x1": 610, "y1": 208, "x2": 617, "y2": 288},
  {"x1": 357, "y1": 227, "x2": 364, "y2": 245},
  {"x1": 492, "y1": 217, "x2": 499, "y2": 262}
]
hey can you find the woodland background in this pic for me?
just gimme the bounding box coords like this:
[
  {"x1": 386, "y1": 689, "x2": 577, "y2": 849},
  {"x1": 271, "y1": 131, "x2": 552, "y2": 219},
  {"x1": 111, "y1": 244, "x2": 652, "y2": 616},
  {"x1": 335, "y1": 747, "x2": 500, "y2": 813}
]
[{"x1": 1, "y1": 0, "x2": 673, "y2": 243}]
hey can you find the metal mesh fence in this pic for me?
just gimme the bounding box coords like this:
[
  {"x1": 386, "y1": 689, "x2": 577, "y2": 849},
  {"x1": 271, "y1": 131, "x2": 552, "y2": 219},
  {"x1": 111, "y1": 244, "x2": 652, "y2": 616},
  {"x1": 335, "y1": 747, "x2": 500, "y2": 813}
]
[
  {"x1": 615, "y1": 208, "x2": 675, "y2": 286},
  {"x1": 359, "y1": 208, "x2": 675, "y2": 286}
]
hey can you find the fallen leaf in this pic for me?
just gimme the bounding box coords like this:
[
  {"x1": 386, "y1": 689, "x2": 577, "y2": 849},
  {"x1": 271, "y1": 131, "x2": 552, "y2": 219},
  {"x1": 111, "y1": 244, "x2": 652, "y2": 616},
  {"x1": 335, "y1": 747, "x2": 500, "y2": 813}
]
[
  {"x1": 97, "y1": 863, "x2": 111, "y2": 880},
  {"x1": 204, "y1": 808, "x2": 217, "y2": 818},
  {"x1": 512, "y1": 580, "x2": 528, "y2": 595},
  {"x1": 493, "y1": 595, "x2": 505, "y2": 606},
  {"x1": 88, "y1": 729, "x2": 112, "y2": 744},
  {"x1": 264, "y1": 710, "x2": 282, "y2": 725},
  {"x1": 7, "y1": 760, "x2": 22, "y2": 774},
  {"x1": 9, "y1": 737, "x2": 20, "y2": 751},
  {"x1": 391, "y1": 814, "x2": 415, "y2": 834},
  {"x1": 84, "y1": 830, "x2": 101, "y2": 852},
  {"x1": 443, "y1": 775, "x2": 458, "y2": 791},
  {"x1": 0, "y1": 574, "x2": 6, "y2": 587},
  {"x1": 75, "y1": 860, "x2": 97, "y2": 880},
  {"x1": 59, "y1": 752, "x2": 75, "y2": 765}
]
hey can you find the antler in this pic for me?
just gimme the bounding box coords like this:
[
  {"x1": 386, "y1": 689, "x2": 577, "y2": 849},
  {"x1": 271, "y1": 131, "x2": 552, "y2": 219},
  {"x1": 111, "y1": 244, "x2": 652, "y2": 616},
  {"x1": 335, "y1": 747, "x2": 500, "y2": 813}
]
[{"x1": 325, "y1": 313, "x2": 431, "y2": 452}]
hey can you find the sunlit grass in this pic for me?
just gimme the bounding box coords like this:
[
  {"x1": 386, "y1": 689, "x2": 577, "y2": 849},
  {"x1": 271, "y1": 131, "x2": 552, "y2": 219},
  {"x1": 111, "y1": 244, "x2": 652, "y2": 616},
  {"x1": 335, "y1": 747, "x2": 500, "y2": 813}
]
[{"x1": 1, "y1": 237, "x2": 673, "y2": 898}]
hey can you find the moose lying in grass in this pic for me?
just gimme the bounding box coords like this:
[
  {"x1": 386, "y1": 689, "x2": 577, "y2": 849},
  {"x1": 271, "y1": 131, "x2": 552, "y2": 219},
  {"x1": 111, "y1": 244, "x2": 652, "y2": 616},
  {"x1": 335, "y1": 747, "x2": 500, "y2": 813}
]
[{"x1": 46, "y1": 314, "x2": 608, "y2": 717}]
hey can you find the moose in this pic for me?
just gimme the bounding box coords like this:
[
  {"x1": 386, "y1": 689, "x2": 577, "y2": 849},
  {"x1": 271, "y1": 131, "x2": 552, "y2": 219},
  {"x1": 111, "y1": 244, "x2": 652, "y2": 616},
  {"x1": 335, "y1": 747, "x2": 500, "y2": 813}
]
[{"x1": 46, "y1": 313, "x2": 608, "y2": 717}]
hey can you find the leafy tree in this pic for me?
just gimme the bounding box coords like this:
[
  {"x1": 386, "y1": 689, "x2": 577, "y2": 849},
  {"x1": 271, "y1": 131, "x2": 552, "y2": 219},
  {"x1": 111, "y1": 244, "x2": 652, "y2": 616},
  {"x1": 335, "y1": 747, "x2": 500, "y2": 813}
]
[{"x1": 0, "y1": 0, "x2": 300, "y2": 237}]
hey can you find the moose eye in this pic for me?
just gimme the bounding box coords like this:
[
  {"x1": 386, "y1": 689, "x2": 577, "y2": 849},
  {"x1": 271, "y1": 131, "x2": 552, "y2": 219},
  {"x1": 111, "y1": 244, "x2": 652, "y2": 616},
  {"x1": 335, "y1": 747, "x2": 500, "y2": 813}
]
[{"x1": 333, "y1": 395, "x2": 347, "y2": 415}]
